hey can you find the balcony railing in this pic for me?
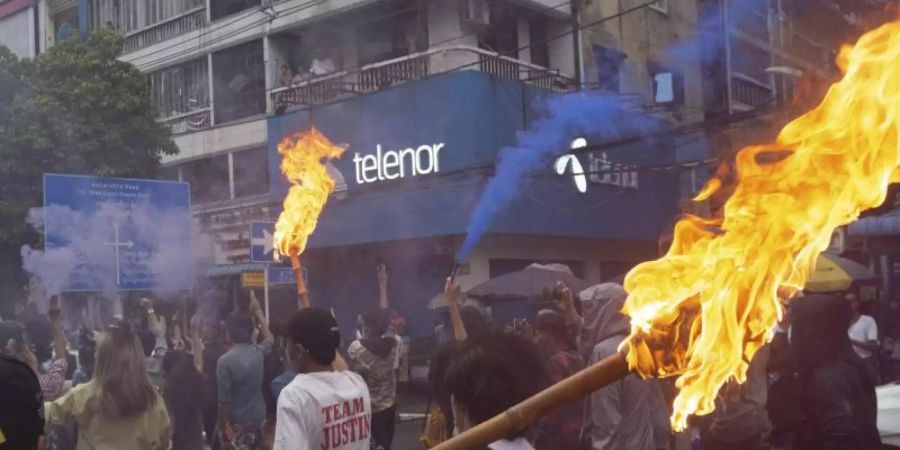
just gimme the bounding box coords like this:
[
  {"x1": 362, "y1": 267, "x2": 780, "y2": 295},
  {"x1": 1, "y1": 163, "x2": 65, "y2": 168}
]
[
  {"x1": 271, "y1": 46, "x2": 576, "y2": 111},
  {"x1": 161, "y1": 107, "x2": 212, "y2": 134},
  {"x1": 124, "y1": 7, "x2": 207, "y2": 53},
  {"x1": 731, "y1": 73, "x2": 773, "y2": 109}
]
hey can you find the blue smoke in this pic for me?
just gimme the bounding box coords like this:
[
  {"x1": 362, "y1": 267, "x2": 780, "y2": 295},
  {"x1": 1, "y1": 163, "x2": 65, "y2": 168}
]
[{"x1": 457, "y1": 92, "x2": 661, "y2": 261}]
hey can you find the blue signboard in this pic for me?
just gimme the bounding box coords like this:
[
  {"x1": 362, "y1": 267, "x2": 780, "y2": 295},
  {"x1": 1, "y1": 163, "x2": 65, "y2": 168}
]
[
  {"x1": 267, "y1": 266, "x2": 307, "y2": 285},
  {"x1": 43, "y1": 174, "x2": 192, "y2": 291},
  {"x1": 250, "y1": 221, "x2": 277, "y2": 263}
]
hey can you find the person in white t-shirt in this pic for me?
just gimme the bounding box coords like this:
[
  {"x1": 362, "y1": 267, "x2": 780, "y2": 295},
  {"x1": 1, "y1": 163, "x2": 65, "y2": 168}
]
[
  {"x1": 847, "y1": 293, "x2": 879, "y2": 383},
  {"x1": 274, "y1": 308, "x2": 372, "y2": 450}
]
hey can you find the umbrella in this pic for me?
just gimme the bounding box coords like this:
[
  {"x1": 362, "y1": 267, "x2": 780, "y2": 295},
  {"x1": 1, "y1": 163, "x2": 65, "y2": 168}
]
[
  {"x1": 805, "y1": 253, "x2": 878, "y2": 293},
  {"x1": 467, "y1": 263, "x2": 590, "y2": 302}
]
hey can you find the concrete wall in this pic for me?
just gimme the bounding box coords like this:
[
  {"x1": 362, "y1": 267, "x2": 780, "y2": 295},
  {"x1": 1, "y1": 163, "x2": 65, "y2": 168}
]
[
  {"x1": 581, "y1": 0, "x2": 704, "y2": 123},
  {"x1": 0, "y1": 7, "x2": 36, "y2": 58},
  {"x1": 165, "y1": 117, "x2": 267, "y2": 163}
]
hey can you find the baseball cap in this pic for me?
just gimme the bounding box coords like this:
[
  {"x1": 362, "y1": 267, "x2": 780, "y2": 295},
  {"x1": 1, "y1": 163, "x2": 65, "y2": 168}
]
[
  {"x1": 0, "y1": 354, "x2": 44, "y2": 449},
  {"x1": 287, "y1": 308, "x2": 341, "y2": 366}
]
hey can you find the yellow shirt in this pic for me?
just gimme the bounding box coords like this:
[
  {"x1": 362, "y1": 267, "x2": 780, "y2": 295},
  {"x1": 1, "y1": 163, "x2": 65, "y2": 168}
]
[{"x1": 45, "y1": 381, "x2": 171, "y2": 450}]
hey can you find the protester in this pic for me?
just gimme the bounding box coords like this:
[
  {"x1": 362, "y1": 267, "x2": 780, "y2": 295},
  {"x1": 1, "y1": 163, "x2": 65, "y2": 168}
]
[
  {"x1": 347, "y1": 264, "x2": 402, "y2": 450},
  {"x1": 847, "y1": 292, "x2": 880, "y2": 383},
  {"x1": 72, "y1": 325, "x2": 97, "y2": 386},
  {"x1": 38, "y1": 296, "x2": 69, "y2": 401},
  {"x1": 700, "y1": 345, "x2": 772, "y2": 450},
  {"x1": 576, "y1": 283, "x2": 627, "y2": 362},
  {"x1": 422, "y1": 279, "x2": 493, "y2": 447},
  {"x1": 790, "y1": 294, "x2": 881, "y2": 449},
  {"x1": 530, "y1": 310, "x2": 584, "y2": 450},
  {"x1": 163, "y1": 315, "x2": 206, "y2": 450},
  {"x1": 444, "y1": 330, "x2": 548, "y2": 450},
  {"x1": 217, "y1": 295, "x2": 273, "y2": 450},
  {"x1": 203, "y1": 318, "x2": 227, "y2": 449},
  {"x1": 582, "y1": 287, "x2": 668, "y2": 450},
  {"x1": 0, "y1": 350, "x2": 45, "y2": 450},
  {"x1": 44, "y1": 320, "x2": 171, "y2": 449},
  {"x1": 140, "y1": 298, "x2": 168, "y2": 392},
  {"x1": 274, "y1": 307, "x2": 371, "y2": 450}
]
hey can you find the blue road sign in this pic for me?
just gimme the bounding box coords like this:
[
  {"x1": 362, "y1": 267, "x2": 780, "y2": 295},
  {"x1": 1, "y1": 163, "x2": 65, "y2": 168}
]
[
  {"x1": 43, "y1": 174, "x2": 192, "y2": 291},
  {"x1": 250, "y1": 221, "x2": 277, "y2": 263},
  {"x1": 267, "y1": 267, "x2": 307, "y2": 285}
]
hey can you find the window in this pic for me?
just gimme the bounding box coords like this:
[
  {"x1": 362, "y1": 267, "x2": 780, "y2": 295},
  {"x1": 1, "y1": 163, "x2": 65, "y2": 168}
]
[
  {"x1": 233, "y1": 147, "x2": 269, "y2": 198},
  {"x1": 212, "y1": 39, "x2": 266, "y2": 124},
  {"x1": 211, "y1": 0, "x2": 260, "y2": 21},
  {"x1": 649, "y1": 62, "x2": 685, "y2": 106},
  {"x1": 478, "y1": 3, "x2": 518, "y2": 57},
  {"x1": 356, "y1": 5, "x2": 424, "y2": 66},
  {"x1": 52, "y1": 7, "x2": 79, "y2": 42},
  {"x1": 529, "y1": 18, "x2": 549, "y2": 67},
  {"x1": 182, "y1": 154, "x2": 230, "y2": 203},
  {"x1": 593, "y1": 45, "x2": 626, "y2": 92},
  {"x1": 150, "y1": 57, "x2": 209, "y2": 119}
]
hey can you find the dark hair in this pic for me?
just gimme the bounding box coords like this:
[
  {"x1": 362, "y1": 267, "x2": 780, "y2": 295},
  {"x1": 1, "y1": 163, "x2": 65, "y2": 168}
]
[
  {"x1": 287, "y1": 308, "x2": 341, "y2": 366},
  {"x1": 362, "y1": 310, "x2": 390, "y2": 337},
  {"x1": 162, "y1": 350, "x2": 206, "y2": 430},
  {"x1": 226, "y1": 312, "x2": 255, "y2": 344},
  {"x1": 445, "y1": 331, "x2": 547, "y2": 428},
  {"x1": 534, "y1": 311, "x2": 575, "y2": 350},
  {"x1": 459, "y1": 306, "x2": 491, "y2": 338},
  {"x1": 137, "y1": 328, "x2": 155, "y2": 357}
]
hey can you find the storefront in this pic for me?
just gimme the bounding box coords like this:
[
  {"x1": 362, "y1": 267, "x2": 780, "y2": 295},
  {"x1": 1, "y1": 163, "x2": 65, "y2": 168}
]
[{"x1": 258, "y1": 70, "x2": 689, "y2": 336}]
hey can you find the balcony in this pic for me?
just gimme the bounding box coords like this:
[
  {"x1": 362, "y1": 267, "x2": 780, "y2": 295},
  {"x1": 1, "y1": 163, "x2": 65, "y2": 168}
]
[
  {"x1": 270, "y1": 46, "x2": 576, "y2": 112},
  {"x1": 124, "y1": 7, "x2": 207, "y2": 53},
  {"x1": 162, "y1": 107, "x2": 212, "y2": 134}
]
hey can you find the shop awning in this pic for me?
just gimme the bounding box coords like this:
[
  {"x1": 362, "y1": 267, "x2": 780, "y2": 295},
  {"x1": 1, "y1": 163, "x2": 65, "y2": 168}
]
[
  {"x1": 806, "y1": 253, "x2": 878, "y2": 293},
  {"x1": 848, "y1": 211, "x2": 900, "y2": 236}
]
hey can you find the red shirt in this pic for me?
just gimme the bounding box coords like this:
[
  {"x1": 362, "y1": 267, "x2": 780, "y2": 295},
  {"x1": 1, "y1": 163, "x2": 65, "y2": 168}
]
[{"x1": 39, "y1": 358, "x2": 68, "y2": 402}]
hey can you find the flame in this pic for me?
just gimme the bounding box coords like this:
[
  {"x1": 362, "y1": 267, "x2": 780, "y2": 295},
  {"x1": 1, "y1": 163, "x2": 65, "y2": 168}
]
[
  {"x1": 621, "y1": 20, "x2": 900, "y2": 430},
  {"x1": 273, "y1": 127, "x2": 345, "y2": 260}
]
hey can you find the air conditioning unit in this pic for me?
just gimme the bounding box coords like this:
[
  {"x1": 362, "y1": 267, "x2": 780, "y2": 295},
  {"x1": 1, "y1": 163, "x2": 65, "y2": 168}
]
[{"x1": 460, "y1": 0, "x2": 490, "y2": 27}]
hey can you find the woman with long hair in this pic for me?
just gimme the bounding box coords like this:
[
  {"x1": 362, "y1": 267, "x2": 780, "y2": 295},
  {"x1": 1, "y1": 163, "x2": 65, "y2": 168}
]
[{"x1": 45, "y1": 320, "x2": 171, "y2": 450}]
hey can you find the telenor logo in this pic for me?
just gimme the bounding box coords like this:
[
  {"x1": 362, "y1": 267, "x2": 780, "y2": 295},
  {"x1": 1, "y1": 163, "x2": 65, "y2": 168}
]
[
  {"x1": 555, "y1": 138, "x2": 588, "y2": 193},
  {"x1": 555, "y1": 138, "x2": 639, "y2": 193}
]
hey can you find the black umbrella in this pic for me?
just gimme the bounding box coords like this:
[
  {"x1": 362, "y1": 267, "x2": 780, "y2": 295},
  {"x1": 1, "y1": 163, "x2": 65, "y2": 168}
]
[{"x1": 468, "y1": 263, "x2": 590, "y2": 303}]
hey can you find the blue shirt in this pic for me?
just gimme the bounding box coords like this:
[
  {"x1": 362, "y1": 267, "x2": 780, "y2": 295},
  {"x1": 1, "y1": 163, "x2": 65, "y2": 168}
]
[
  {"x1": 270, "y1": 369, "x2": 298, "y2": 402},
  {"x1": 217, "y1": 341, "x2": 273, "y2": 424}
]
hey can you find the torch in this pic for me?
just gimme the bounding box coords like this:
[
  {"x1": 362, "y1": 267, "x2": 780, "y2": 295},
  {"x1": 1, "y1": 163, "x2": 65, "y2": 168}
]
[
  {"x1": 437, "y1": 17, "x2": 900, "y2": 450},
  {"x1": 272, "y1": 127, "x2": 345, "y2": 310}
]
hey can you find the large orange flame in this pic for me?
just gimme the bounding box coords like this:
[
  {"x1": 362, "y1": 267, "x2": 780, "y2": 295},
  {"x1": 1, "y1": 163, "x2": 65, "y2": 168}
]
[
  {"x1": 622, "y1": 20, "x2": 900, "y2": 430},
  {"x1": 273, "y1": 127, "x2": 345, "y2": 261}
]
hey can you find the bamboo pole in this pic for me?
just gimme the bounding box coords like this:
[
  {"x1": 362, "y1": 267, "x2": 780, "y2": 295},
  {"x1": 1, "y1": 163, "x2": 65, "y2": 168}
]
[
  {"x1": 432, "y1": 351, "x2": 630, "y2": 450},
  {"x1": 290, "y1": 251, "x2": 311, "y2": 309}
]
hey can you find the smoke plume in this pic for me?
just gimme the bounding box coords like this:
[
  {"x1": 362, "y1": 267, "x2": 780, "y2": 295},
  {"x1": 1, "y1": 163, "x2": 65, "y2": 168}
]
[{"x1": 457, "y1": 92, "x2": 661, "y2": 261}]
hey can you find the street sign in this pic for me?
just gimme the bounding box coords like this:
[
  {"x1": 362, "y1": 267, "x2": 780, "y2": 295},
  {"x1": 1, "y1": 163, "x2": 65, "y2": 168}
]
[
  {"x1": 43, "y1": 174, "x2": 192, "y2": 291},
  {"x1": 267, "y1": 266, "x2": 307, "y2": 285},
  {"x1": 250, "y1": 221, "x2": 276, "y2": 263},
  {"x1": 241, "y1": 272, "x2": 265, "y2": 288}
]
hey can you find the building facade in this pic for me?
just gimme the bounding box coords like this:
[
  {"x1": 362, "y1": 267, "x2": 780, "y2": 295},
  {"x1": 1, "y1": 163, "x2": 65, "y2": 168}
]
[{"x1": 0, "y1": 0, "x2": 40, "y2": 58}]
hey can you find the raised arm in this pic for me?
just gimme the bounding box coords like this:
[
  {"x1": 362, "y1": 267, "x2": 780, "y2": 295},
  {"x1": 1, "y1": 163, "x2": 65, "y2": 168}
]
[
  {"x1": 292, "y1": 254, "x2": 311, "y2": 309},
  {"x1": 48, "y1": 296, "x2": 67, "y2": 361},
  {"x1": 249, "y1": 293, "x2": 274, "y2": 344},
  {"x1": 190, "y1": 314, "x2": 204, "y2": 373},
  {"x1": 378, "y1": 263, "x2": 389, "y2": 310},
  {"x1": 444, "y1": 278, "x2": 467, "y2": 342},
  {"x1": 554, "y1": 282, "x2": 581, "y2": 326}
]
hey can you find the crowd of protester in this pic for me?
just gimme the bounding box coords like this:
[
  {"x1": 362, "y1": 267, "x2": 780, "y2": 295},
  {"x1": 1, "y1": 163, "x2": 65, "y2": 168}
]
[{"x1": 0, "y1": 262, "x2": 888, "y2": 450}]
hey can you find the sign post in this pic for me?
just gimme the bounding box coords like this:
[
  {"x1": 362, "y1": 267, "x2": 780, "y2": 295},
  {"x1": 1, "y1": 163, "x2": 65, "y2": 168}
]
[
  {"x1": 250, "y1": 221, "x2": 277, "y2": 318},
  {"x1": 42, "y1": 173, "x2": 192, "y2": 291}
]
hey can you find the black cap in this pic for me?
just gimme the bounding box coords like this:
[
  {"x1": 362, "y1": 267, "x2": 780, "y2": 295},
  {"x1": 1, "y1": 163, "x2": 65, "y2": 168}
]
[
  {"x1": 287, "y1": 308, "x2": 341, "y2": 366},
  {"x1": 0, "y1": 354, "x2": 44, "y2": 449}
]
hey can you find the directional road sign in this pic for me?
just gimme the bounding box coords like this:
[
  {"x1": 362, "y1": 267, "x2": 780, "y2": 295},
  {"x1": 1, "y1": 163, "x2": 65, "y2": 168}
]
[
  {"x1": 43, "y1": 174, "x2": 192, "y2": 291},
  {"x1": 267, "y1": 266, "x2": 307, "y2": 285},
  {"x1": 250, "y1": 221, "x2": 277, "y2": 263}
]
